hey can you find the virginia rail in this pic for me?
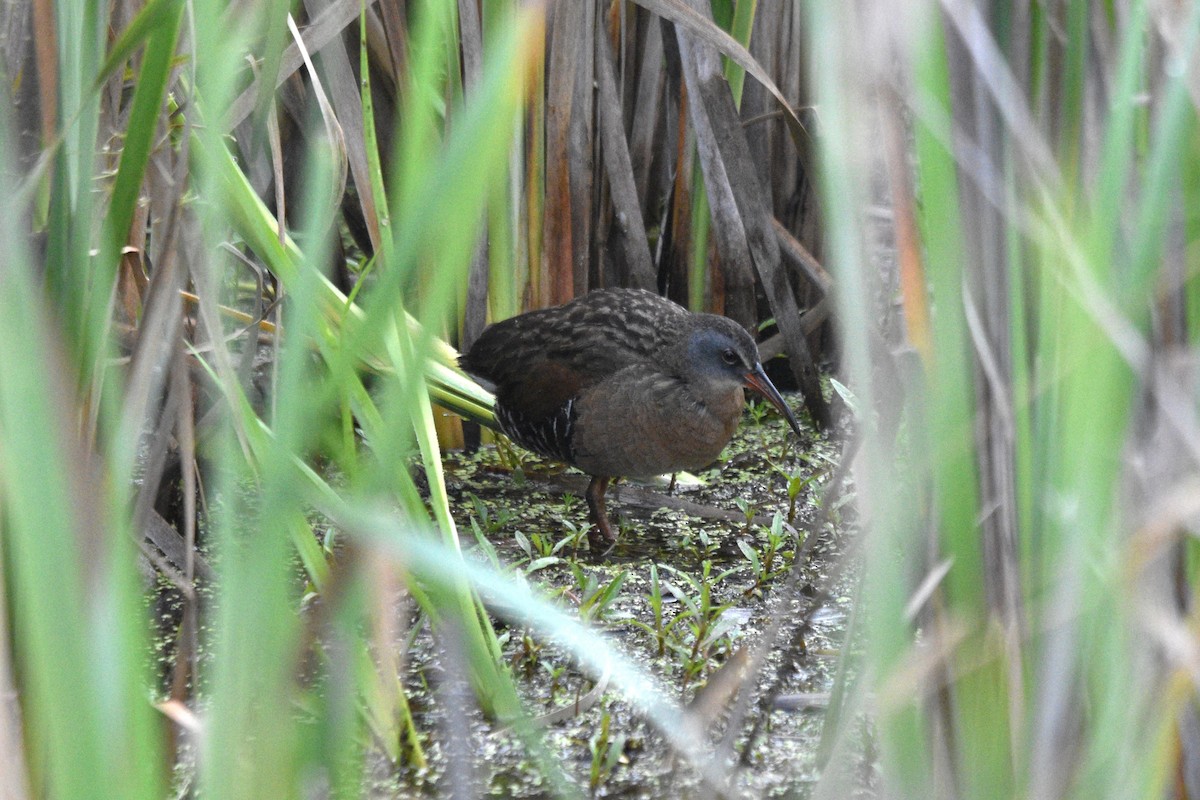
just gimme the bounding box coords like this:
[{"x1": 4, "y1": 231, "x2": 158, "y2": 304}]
[{"x1": 461, "y1": 288, "x2": 803, "y2": 553}]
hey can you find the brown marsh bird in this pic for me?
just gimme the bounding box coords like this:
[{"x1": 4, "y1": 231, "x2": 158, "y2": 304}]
[{"x1": 461, "y1": 288, "x2": 803, "y2": 554}]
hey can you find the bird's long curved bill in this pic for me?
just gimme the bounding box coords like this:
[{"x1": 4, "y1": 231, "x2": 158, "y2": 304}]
[{"x1": 744, "y1": 364, "x2": 803, "y2": 437}]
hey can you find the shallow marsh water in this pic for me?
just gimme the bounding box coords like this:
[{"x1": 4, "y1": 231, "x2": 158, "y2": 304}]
[
  {"x1": 152, "y1": 398, "x2": 864, "y2": 799},
  {"x1": 393, "y1": 399, "x2": 867, "y2": 799}
]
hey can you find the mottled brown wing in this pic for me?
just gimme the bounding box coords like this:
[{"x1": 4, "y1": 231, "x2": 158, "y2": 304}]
[{"x1": 460, "y1": 288, "x2": 688, "y2": 389}]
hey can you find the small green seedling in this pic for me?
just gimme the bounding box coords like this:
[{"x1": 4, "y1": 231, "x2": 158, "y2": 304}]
[
  {"x1": 631, "y1": 563, "x2": 669, "y2": 657},
  {"x1": 529, "y1": 529, "x2": 576, "y2": 560},
  {"x1": 745, "y1": 397, "x2": 771, "y2": 427},
  {"x1": 734, "y1": 498, "x2": 757, "y2": 534},
  {"x1": 559, "y1": 519, "x2": 589, "y2": 554},
  {"x1": 738, "y1": 512, "x2": 794, "y2": 595},
  {"x1": 659, "y1": 561, "x2": 739, "y2": 689},
  {"x1": 570, "y1": 564, "x2": 628, "y2": 623},
  {"x1": 588, "y1": 707, "x2": 626, "y2": 793},
  {"x1": 540, "y1": 661, "x2": 568, "y2": 704},
  {"x1": 773, "y1": 464, "x2": 813, "y2": 525},
  {"x1": 560, "y1": 492, "x2": 581, "y2": 516},
  {"x1": 466, "y1": 492, "x2": 515, "y2": 536},
  {"x1": 511, "y1": 631, "x2": 543, "y2": 680},
  {"x1": 678, "y1": 525, "x2": 719, "y2": 558},
  {"x1": 468, "y1": 516, "x2": 502, "y2": 569}
]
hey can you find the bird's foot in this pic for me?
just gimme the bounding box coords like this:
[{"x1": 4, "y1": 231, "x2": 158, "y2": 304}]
[
  {"x1": 586, "y1": 524, "x2": 617, "y2": 557},
  {"x1": 586, "y1": 508, "x2": 619, "y2": 555},
  {"x1": 585, "y1": 475, "x2": 618, "y2": 556}
]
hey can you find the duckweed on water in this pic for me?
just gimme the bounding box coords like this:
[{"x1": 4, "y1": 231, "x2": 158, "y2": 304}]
[{"x1": 422, "y1": 401, "x2": 864, "y2": 797}]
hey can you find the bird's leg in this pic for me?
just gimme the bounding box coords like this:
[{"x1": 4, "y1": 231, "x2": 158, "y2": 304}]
[{"x1": 585, "y1": 475, "x2": 617, "y2": 553}]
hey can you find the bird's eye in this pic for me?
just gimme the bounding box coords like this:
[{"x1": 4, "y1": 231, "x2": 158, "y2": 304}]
[{"x1": 721, "y1": 348, "x2": 738, "y2": 365}]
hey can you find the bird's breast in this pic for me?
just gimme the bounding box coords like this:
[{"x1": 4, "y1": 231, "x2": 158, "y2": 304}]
[{"x1": 570, "y1": 372, "x2": 744, "y2": 478}]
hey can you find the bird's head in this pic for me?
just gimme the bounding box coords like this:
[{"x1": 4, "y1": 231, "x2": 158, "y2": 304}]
[{"x1": 682, "y1": 317, "x2": 803, "y2": 438}]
